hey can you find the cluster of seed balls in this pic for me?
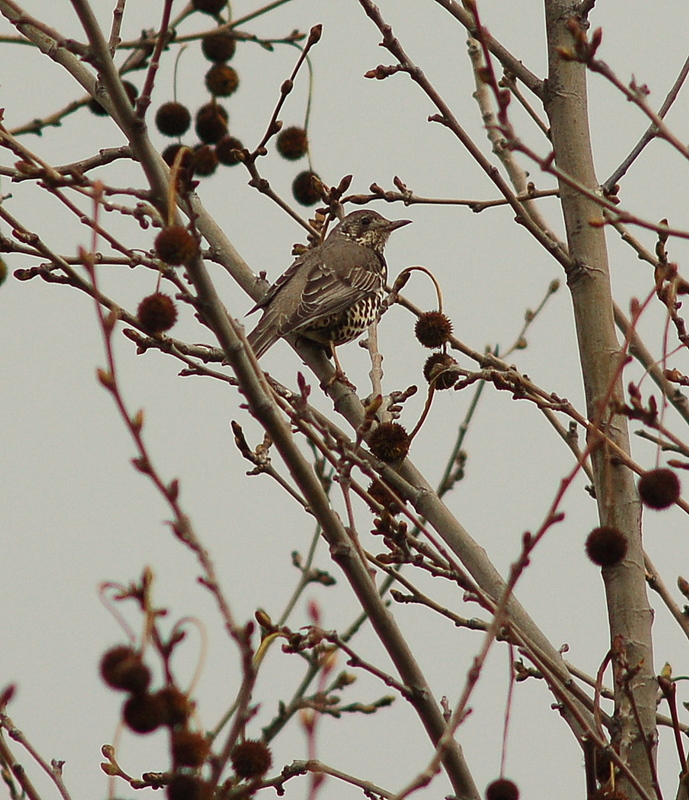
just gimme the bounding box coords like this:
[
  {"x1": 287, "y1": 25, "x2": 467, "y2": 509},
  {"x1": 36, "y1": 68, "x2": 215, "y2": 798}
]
[
  {"x1": 585, "y1": 468, "x2": 681, "y2": 568},
  {"x1": 100, "y1": 644, "x2": 272, "y2": 798},
  {"x1": 146, "y1": 0, "x2": 318, "y2": 202},
  {"x1": 364, "y1": 311, "x2": 456, "y2": 467}
]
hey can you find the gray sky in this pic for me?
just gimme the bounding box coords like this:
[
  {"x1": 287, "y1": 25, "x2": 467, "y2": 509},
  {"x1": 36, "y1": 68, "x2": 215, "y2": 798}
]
[{"x1": 2, "y1": 2, "x2": 689, "y2": 799}]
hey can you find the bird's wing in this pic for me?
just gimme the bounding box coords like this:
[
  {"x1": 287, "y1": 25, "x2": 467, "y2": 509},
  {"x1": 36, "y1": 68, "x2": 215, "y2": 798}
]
[
  {"x1": 281, "y1": 243, "x2": 385, "y2": 335},
  {"x1": 247, "y1": 253, "x2": 306, "y2": 314}
]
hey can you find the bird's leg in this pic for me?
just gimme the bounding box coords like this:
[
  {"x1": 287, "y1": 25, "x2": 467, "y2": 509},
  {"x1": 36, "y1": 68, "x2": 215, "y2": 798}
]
[{"x1": 325, "y1": 344, "x2": 357, "y2": 390}]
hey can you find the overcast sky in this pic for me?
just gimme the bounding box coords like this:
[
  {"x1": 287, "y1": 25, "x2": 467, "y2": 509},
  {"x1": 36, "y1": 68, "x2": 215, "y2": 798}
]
[{"x1": 2, "y1": 2, "x2": 689, "y2": 799}]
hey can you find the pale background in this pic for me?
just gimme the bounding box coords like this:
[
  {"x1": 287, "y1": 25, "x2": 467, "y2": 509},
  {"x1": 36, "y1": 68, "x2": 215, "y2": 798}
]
[{"x1": 2, "y1": 2, "x2": 689, "y2": 799}]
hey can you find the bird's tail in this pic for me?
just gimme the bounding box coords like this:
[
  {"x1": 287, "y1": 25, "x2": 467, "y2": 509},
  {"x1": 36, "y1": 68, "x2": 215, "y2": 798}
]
[{"x1": 246, "y1": 319, "x2": 275, "y2": 359}]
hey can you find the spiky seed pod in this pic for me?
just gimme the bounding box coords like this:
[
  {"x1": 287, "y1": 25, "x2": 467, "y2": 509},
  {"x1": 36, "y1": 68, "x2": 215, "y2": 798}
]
[
  {"x1": 155, "y1": 102, "x2": 192, "y2": 137},
  {"x1": 205, "y1": 64, "x2": 239, "y2": 97},
  {"x1": 89, "y1": 80, "x2": 137, "y2": 116},
  {"x1": 423, "y1": 352, "x2": 458, "y2": 390},
  {"x1": 162, "y1": 143, "x2": 184, "y2": 168},
  {"x1": 122, "y1": 692, "x2": 166, "y2": 734},
  {"x1": 195, "y1": 102, "x2": 229, "y2": 144},
  {"x1": 585, "y1": 526, "x2": 628, "y2": 567},
  {"x1": 367, "y1": 480, "x2": 402, "y2": 515},
  {"x1": 137, "y1": 293, "x2": 178, "y2": 335},
  {"x1": 158, "y1": 685, "x2": 194, "y2": 726},
  {"x1": 192, "y1": 0, "x2": 226, "y2": 14},
  {"x1": 100, "y1": 646, "x2": 151, "y2": 694},
  {"x1": 171, "y1": 729, "x2": 210, "y2": 767},
  {"x1": 276, "y1": 126, "x2": 308, "y2": 160},
  {"x1": 368, "y1": 422, "x2": 410, "y2": 462},
  {"x1": 167, "y1": 775, "x2": 212, "y2": 800},
  {"x1": 216, "y1": 135, "x2": 244, "y2": 166},
  {"x1": 292, "y1": 170, "x2": 321, "y2": 206},
  {"x1": 89, "y1": 81, "x2": 137, "y2": 115},
  {"x1": 638, "y1": 468, "x2": 681, "y2": 510},
  {"x1": 154, "y1": 226, "x2": 197, "y2": 266},
  {"x1": 415, "y1": 311, "x2": 453, "y2": 348},
  {"x1": 231, "y1": 739, "x2": 273, "y2": 779},
  {"x1": 202, "y1": 30, "x2": 236, "y2": 62},
  {"x1": 192, "y1": 144, "x2": 219, "y2": 177},
  {"x1": 485, "y1": 778, "x2": 520, "y2": 800}
]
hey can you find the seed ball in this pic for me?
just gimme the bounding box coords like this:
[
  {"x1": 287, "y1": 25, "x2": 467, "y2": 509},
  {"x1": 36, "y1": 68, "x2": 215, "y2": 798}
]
[
  {"x1": 162, "y1": 143, "x2": 184, "y2": 167},
  {"x1": 137, "y1": 293, "x2": 178, "y2": 335},
  {"x1": 192, "y1": 0, "x2": 226, "y2": 15},
  {"x1": 167, "y1": 775, "x2": 212, "y2": 800},
  {"x1": 158, "y1": 685, "x2": 194, "y2": 726},
  {"x1": 485, "y1": 778, "x2": 520, "y2": 800},
  {"x1": 368, "y1": 422, "x2": 410, "y2": 463},
  {"x1": 585, "y1": 526, "x2": 627, "y2": 567},
  {"x1": 195, "y1": 102, "x2": 228, "y2": 144},
  {"x1": 366, "y1": 480, "x2": 402, "y2": 515},
  {"x1": 154, "y1": 226, "x2": 197, "y2": 266},
  {"x1": 276, "y1": 126, "x2": 308, "y2": 160},
  {"x1": 192, "y1": 144, "x2": 219, "y2": 177},
  {"x1": 292, "y1": 170, "x2": 321, "y2": 206},
  {"x1": 638, "y1": 468, "x2": 681, "y2": 510},
  {"x1": 171, "y1": 729, "x2": 210, "y2": 767},
  {"x1": 155, "y1": 102, "x2": 191, "y2": 137},
  {"x1": 205, "y1": 64, "x2": 239, "y2": 97},
  {"x1": 100, "y1": 646, "x2": 151, "y2": 694},
  {"x1": 123, "y1": 692, "x2": 166, "y2": 734},
  {"x1": 202, "y1": 30, "x2": 236, "y2": 62},
  {"x1": 423, "y1": 352, "x2": 458, "y2": 390},
  {"x1": 88, "y1": 80, "x2": 138, "y2": 116},
  {"x1": 216, "y1": 135, "x2": 244, "y2": 166},
  {"x1": 415, "y1": 311, "x2": 453, "y2": 348},
  {"x1": 231, "y1": 739, "x2": 273, "y2": 779}
]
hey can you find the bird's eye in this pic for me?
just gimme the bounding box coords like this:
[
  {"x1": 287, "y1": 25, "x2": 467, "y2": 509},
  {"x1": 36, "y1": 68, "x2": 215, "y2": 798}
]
[{"x1": 361, "y1": 215, "x2": 372, "y2": 226}]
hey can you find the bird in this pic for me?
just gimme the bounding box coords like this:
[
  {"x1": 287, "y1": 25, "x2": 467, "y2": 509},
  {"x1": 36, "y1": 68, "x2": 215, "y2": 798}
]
[{"x1": 247, "y1": 210, "x2": 411, "y2": 363}]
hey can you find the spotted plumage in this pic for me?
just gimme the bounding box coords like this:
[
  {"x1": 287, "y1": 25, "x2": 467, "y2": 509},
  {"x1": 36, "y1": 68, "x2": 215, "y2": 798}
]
[{"x1": 247, "y1": 210, "x2": 411, "y2": 358}]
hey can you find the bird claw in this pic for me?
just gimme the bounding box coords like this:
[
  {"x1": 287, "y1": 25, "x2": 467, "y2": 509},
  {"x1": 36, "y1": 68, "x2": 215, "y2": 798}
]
[{"x1": 323, "y1": 369, "x2": 357, "y2": 391}]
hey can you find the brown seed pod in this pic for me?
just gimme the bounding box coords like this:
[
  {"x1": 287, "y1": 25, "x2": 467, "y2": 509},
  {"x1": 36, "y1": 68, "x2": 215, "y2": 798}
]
[
  {"x1": 423, "y1": 352, "x2": 458, "y2": 390},
  {"x1": 485, "y1": 778, "x2": 520, "y2": 800},
  {"x1": 366, "y1": 480, "x2": 402, "y2": 515},
  {"x1": 231, "y1": 739, "x2": 273, "y2": 779},
  {"x1": 171, "y1": 729, "x2": 211, "y2": 767},
  {"x1": 215, "y1": 135, "x2": 244, "y2": 166},
  {"x1": 205, "y1": 64, "x2": 240, "y2": 97},
  {"x1": 167, "y1": 775, "x2": 212, "y2": 800},
  {"x1": 195, "y1": 102, "x2": 229, "y2": 144},
  {"x1": 202, "y1": 30, "x2": 236, "y2": 62},
  {"x1": 123, "y1": 692, "x2": 166, "y2": 734},
  {"x1": 137, "y1": 293, "x2": 178, "y2": 335},
  {"x1": 100, "y1": 645, "x2": 151, "y2": 694},
  {"x1": 154, "y1": 226, "x2": 197, "y2": 266},
  {"x1": 276, "y1": 126, "x2": 308, "y2": 160},
  {"x1": 158, "y1": 685, "x2": 194, "y2": 727},
  {"x1": 585, "y1": 526, "x2": 627, "y2": 567},
  {"x1": 192, "y1": 144, "x2": 219, "y2": 177},
  {"x1": 638, "y1": 467, "x2": 681, "y2": 510},
  {"x1": 192, "y1": 0, "x2": 226, "y2": 15},
  {"x1": 415, "y1": 311, "x2": 453, "y2": 348},
  {"x1": 292, "y1": 170, "x2": 321, "y2": 206},
  {"x1": 88, "y1": 80, "x2": 138, "y2": 116},
  {"x1": 368, "y1": 422, "x2": 410, "y2": 462},
  {"x1": 162, "y1": 143, "x2": 184, "y2": 167},
  {"x1": 155, "y1": 102, "x2": 192, "y2": 137}
]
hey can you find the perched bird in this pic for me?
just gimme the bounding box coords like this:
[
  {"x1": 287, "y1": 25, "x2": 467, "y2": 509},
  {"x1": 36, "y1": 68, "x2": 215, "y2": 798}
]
[{"x1": 247, "y1": 210, "x2": 411, "y2": 361}]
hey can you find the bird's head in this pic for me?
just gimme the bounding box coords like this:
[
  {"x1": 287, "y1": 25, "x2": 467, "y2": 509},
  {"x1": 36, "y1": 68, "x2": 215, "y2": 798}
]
[{"x1": 334, "y1": 210, "x2": 411, "y2": 251}]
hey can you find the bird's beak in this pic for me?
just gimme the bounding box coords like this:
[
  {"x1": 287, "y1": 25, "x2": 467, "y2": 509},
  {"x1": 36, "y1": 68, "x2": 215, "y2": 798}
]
[{"x1": 387, "y1": 218, "x2": 412, "y2": 231}]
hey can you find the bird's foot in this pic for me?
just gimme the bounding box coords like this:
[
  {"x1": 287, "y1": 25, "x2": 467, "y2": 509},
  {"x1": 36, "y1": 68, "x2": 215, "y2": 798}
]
[{"x1": 323, "y1": 368, "x2": 357, "y2": 391}]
